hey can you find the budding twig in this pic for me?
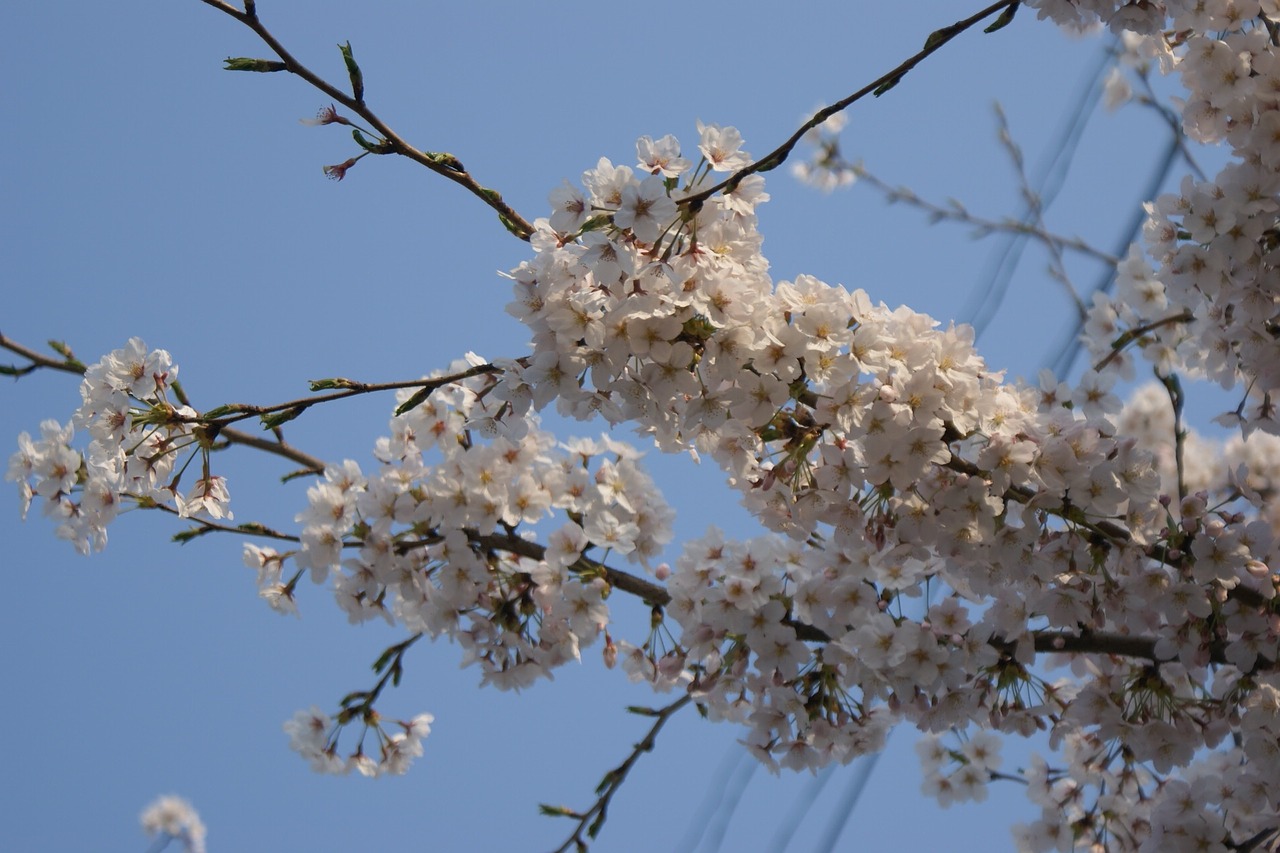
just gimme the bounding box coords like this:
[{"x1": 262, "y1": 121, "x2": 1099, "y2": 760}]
[
  {"x1": 547, "y1": 694, "x2": 693, "y2": 853},
  {"x1": 196, "y1": 0, "x2": 536, "y2": 239}
]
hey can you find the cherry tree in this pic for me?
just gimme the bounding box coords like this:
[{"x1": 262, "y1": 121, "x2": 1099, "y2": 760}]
[{"x1": 7, "y1": 1, "x2": 1280, "y2": 850}]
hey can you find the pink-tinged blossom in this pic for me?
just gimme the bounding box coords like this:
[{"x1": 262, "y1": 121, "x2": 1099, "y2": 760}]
[
  {"x1": 635, "y1": 133, "x2": 690, "y2": 178},
  {"x1": 612, "y1": 175, "x2": 676, "y2": 244},
  {"x1": 696, "y1": 120, "x2": 751, "y2": 171}
]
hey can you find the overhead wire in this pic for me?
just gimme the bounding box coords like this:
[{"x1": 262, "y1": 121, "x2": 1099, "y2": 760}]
[
  {"x1": 964, "y1": 42, "x2": 1113, "y2": 340},
  {"x1": 677, "y1": 746, "x2": 749, "y2": 853}
]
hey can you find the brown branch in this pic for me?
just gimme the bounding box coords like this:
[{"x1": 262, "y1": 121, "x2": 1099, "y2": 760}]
[
  {"x1": 197, "y1": 363, "x2": 502, "y2": 431},
  {"x1": 679, "y1": 0, "x2": 1020, "y2": 210},
  {"x1": 0, "y1": 333, "x2": 86, "y2": 376},
  {"x1": 215, "y1": 426, "x2": 327, "y2": 474},
  {"x1": 1, "y1": 333, "x2": 497, "y2": 475},
  {"x1": 1093, "y1": 310, "x2": 1195, "y2": 373},
  {"x1": 197, "y1": 0, "x2": 536, "y2": 239},
  {"x1": 148, "y1": 500, "x2": 302, "y2": 543},
  {"x1": 472, "y1": 531, "x2": 674, "y2": 610},
  {"x1": 471, "y1": 531, "x2": 1278, "y2": 672}
]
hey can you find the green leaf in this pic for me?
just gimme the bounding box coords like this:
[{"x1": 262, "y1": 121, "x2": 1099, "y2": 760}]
[
  {"x1": 753, "y1": 151, "x2": 785, "y2": 174},
  {"x1": 338, "y1": 690, "x2": 368, "y2": 708},
  {"x1": 577, "y1": 215, "x2": 611, "y2": 235},
  {"x1": 923, "y1": 27, "x2": 951, "y2": 50},
  {"x1": 172, "y1": 526, "x2": 212, "y2": 544},
  {"x1": 873, "y1": 74, "x2": 902, "y2": 97},
  {"x1": 260, "y1": 406, "x2": 305, "y2": 429},
  {"x1": 223, "y1": 57, "x2": 287, "y2": 73},
  {"x1": 309, "y1": 377, "x2": 356, "y2": 391},
  {"x1": 351, "y1": 129, "x2": 381, "y2": 153},
  {"x1": 338, "y1": 41, "x2": 364, "y2": 102},
  {"x1": 199, "y1": 404, "x2": 236, "y2": 420},
  {"x1": 984, "y1": 2, "x2": 1020, "y2": 34},
  {"x1": 427, "y1": 151, "x2": 465, "y2": 172},
  {"x1": 395, "y1": 386, "x2": 432, "y2": 416},
  {"x1": 498, "y1": 213, "x2": 527, "y2": 238},
  {"x1": 371, "y1": 647, "x2": 397, "y2": 673},
  {"x1": 235, "y1": 522, "x2": 273, "y2": 536},
  {"x1": 47, "y1": 339, "x2": 85, "y2": 370},
  {"x1": 538, "y1": 804, "x2": 579, "y2": 818}
]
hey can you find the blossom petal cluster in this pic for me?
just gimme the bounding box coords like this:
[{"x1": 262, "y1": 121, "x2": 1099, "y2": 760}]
[
  {"x1": 139, "y1": 794, "x2": 207, "y2": 853},
  {"x1": 488, "y1": 115, "x2": 1280, "y2": 848},
  {"x1": 6, "y1": 337, "x2": 226, "y2": 553},
  {"x1": 283, "y1": 705, "x2": 436, "y2": 777}
]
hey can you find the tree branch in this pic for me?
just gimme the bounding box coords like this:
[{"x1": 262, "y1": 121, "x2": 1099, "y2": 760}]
[
  {"x1": 679, "y1": 0, "x2": 1020, "y2": 209},
  {"x1": 0, "y1": 333, "x2": 86, "y2": 376},
  {"x1": 197, "y1": 0, "x2": 536, "y2": 239}
]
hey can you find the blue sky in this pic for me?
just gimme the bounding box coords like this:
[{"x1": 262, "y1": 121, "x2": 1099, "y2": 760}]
[{"x1": 1, "y1": 2, "x2": 1199, "y2": 851}]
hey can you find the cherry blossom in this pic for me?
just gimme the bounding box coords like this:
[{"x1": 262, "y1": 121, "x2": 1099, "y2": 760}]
[{"x1": 15, "y1": 2, "x2": 1280, "y2": 850}]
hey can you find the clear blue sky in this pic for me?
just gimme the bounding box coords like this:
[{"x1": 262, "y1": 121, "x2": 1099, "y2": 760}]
[{"x1": 1, "y1": 2, "x2": 1194, "y2": 851}]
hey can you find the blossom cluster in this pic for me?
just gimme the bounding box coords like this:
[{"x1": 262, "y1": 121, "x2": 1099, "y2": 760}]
[
  {"x1": 485, "y1": 105, "x2": 1280, "y2": 846},
  {"x1": 6, "y1": 338, "x2": 227, "y2": 554},
  {"x1": 248, "y1": 369, "x2": 674, "y2": 688},
  {"x1": 283, "y1": 705, "x2": 435, "y2": 778},
  {"x1": 1028, "y1": 0, "x2": 1280, "y2": 440},
  {"x1": 140, "y1": 794, "x2": 207, "y2": 853},
  {"x1": 916, "y1": 730, "x2": 1004, "y2": 808}
]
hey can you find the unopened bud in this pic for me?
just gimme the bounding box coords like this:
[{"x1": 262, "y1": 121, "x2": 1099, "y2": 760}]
[
  {"x1": 223, "y1": 57, "x2": 287, "y2": 73},
  {"x1": 603, "y1": 633, "x2": 617, "y2": 669}
]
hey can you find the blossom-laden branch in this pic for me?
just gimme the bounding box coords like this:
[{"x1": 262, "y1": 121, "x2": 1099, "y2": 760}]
[
  {"x1": 283, "y1": 634, "x2": 436, "y2": 777},
  {"x1": 544, "y1": 695, "x2": 692, "y2": 853},
  {"x1": 18, "y1": 1, "x2": 1280, "y2": 850},
  {"x1": 13, "y1": 331, "x2": 1271, "y2": 678},
  {"x1": 678, "y1": 0, "x2": 1021, "y2": 209},
  {"x1": 197, "y1": 0, "x2": 536, "y2": 239}
]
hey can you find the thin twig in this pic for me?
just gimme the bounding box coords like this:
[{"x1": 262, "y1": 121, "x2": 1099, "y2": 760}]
[
  {"x1": 994, "y1": 102, "x2": 1088, "y2": 319},
  {"x1": 547, "y1": 694, "x2": 693, "y2": 853},
  {"x1": 1159, "y1": 370, "x2": 1189, "y2": 504},
  {"x1": 0, "y1": 333, "x2": 86, "y2": 376},
  {"x1": 197, "y1": 363, "x2": 501, "y2": 430},
  {"x1": 1091, "y1": 309, "x2": 1194, "y2": 373},
  {"x1": 338, "y1": 633, "x2": 423, "y2": 724},
  {"x1": 853, "y1": 165, "x2": 1120, "y2": 266},
  {"x1": 197, "y1": 0, "x2": 536, "y2": 239},
  {"x1": 149, "y1": 500, "x2": 302, "y2": 543},
  {"x1": 679, "y1": 0, "x2": 1020, "y2": 209}
]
